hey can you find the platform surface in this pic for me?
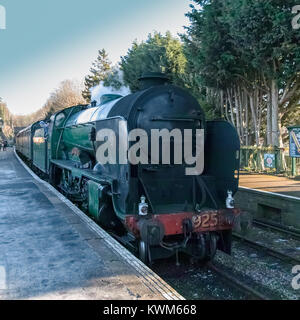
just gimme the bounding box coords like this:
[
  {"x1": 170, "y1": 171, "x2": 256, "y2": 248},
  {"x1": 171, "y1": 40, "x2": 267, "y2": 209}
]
[
  {"x1": 0, "y1": 149, "x2": 179, "y2": 300},
  {"x1": 239, "y1": 172, "x2": 300, "y2": 198}
]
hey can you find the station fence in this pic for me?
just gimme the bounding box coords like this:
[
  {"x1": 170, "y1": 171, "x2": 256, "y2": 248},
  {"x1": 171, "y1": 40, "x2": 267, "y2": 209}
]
[{"x1": 240, "y1": 146, "x2": 300, "y2": 177}]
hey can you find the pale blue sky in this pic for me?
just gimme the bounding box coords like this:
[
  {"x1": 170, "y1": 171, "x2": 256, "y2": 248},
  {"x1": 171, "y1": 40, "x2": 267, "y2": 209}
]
[{"x1": 0, "y1": 0, "x2": 191, "y2": 115}]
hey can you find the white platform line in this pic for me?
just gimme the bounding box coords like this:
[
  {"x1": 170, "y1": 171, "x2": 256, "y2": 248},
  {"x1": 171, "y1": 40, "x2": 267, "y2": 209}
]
[
  {"x1": 14, "y1": 149, "x2": 184, "y2": 301},
  {"x1": 0, "y1": 266, "x2": 6, "y2": 290},
  {"x1": 239, "y1": 186, "x2": 300, "y2": 201}
]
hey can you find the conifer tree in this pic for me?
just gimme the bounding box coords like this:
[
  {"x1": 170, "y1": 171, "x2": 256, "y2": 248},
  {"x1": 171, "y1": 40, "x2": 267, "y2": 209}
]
[{"x1": 82, "y1": 49, "x2": 112, "y2": 101}]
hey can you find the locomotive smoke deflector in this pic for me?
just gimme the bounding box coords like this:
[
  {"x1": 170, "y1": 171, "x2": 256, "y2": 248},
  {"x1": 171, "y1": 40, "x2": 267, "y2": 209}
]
[{"x1": 100, "y1": 94, "x2": 123, "y2": 106}]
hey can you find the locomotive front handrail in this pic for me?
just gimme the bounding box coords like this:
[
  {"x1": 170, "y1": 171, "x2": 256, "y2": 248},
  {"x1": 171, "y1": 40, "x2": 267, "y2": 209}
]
[
  {"x1": 151, "y1": 116, "x2": 202, "y2": 122},
  {"x1": 57, "y1": 122, "x2": 96, "y2": 130}
]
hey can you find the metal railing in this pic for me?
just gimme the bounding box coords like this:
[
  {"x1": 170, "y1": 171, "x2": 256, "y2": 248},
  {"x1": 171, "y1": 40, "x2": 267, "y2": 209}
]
[{"x1": 240, "y1": 146, "x2": 300, "y2": 176}]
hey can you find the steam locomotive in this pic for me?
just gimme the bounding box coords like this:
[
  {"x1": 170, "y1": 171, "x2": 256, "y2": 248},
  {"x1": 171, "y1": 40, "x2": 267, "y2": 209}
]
[{"x1": 16, "y1": 73, "x2": 240, "y2": 264}]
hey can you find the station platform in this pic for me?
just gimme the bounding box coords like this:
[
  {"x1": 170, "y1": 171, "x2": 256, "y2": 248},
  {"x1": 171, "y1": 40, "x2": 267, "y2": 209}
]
[
  {"x1": 239, "y1": 172, "x2": 300, "y2": 198},
  {"x1": 0, "y1": 149, "x2": 182, "y2": 300}
]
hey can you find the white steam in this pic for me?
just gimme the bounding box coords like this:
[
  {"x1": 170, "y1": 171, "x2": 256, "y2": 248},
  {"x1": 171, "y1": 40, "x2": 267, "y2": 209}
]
[{"x1": 90, "y1": 68, "x2": 131, "y2": 105}]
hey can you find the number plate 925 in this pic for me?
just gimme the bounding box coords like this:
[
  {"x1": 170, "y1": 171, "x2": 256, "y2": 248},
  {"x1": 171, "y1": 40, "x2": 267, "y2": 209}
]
[{"x1": 192, "y1": 213, "x2": 218, "y2": 229}]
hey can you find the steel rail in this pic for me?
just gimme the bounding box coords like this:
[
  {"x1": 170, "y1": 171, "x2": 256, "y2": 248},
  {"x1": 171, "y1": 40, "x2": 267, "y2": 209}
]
[
  {"x1": 233, "y1": 233, "x2": 300, "y2": 265},
  {"x1": 207, "y1": 262, "x2": 269, "y2": 300},
  {"x1": 253, "y1": 219, "x2": 300, "y2": 241}
]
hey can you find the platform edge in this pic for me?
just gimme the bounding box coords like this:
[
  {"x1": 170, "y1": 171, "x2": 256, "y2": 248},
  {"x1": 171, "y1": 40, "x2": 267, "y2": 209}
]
[{"x1": 14, "y1": 148, "x2": 185, "y2": 301}]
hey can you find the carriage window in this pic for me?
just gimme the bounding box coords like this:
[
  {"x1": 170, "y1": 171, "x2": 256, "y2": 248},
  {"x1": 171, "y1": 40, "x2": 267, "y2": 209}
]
[
  {"x1": 33, "y1": 128, "x2": 45, "y2": 144},
  {"x1": 35, "y1": 128, "x2": 44, "y2": 137},
  {"x1": 65, "y1": 113, "x2": 79, "y2": 127},
  {"x1": 55, "y1": 112, "x2": 66, "y2": 127}
]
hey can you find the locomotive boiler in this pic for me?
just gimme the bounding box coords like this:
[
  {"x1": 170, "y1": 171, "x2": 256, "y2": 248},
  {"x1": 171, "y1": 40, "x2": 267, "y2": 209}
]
[{"x1": 16, "y1": 73, "x2": 240, "y2": 264}]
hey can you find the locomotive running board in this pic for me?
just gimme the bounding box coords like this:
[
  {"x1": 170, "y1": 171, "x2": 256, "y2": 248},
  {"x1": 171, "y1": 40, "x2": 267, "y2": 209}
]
[{"x1": 51, "y1": 159, "x2": 112, "y2": 185}]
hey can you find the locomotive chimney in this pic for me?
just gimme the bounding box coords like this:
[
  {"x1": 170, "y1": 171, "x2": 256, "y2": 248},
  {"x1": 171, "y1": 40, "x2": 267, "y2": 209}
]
[{"x1": 138, "y1": 72, "x2": 170, "y2": 90}]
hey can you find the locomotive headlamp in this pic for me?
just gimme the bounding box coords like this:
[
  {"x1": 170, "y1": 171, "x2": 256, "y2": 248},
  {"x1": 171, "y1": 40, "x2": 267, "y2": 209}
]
[
  {"x1": 226, "y1": 190, "x2": 235, "y2": 209},
  {"x1": 138, "y1": 195, "x2": 148, "y2": 216}
]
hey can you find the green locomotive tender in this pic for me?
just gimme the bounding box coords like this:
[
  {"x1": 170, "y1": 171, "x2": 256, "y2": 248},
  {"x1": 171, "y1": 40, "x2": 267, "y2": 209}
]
[{"x1": 16, "y1": 74, "x2": 240, "y2": 264}]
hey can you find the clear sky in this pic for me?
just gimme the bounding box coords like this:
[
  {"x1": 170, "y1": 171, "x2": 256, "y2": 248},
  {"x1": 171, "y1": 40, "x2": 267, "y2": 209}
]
[{"x1": 0, "y1": 0, "x2": 191, "y2": 115}]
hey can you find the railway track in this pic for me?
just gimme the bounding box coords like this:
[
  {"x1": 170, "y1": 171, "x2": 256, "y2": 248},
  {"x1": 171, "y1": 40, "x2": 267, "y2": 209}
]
[
  {"x1": 233, "y1": 233, "x2": 300, "y2": 265},
  {"x1": 207, "y1": 262, "x2": 269, "y2": 300},
  {"x1": 253, "y1": 219, "x2": 300, "y2": 241},
  {"x1": 103, "y1": 218, "x2": 300, "y2": 300},
  {"x1": 112, "y1": 230, "x2": 274, "y2": 300},
  {"x1": 16, "y1": 149, "x2": 297, "y2": 300},
  {"x1": 18, "y1": 150, "x2": 266, "y2": 300}
]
